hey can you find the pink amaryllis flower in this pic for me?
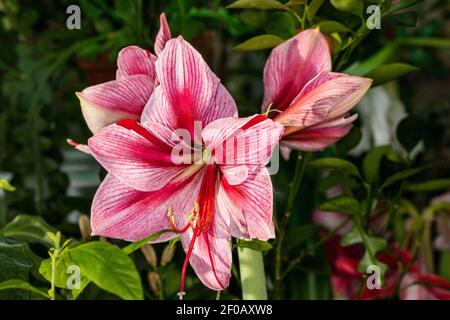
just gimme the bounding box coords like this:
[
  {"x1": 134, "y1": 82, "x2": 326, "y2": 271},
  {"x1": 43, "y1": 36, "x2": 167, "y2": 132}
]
[
  {"x1": 261, "y1": 29, "x2": 372, "y2": 159},
  {"x1": 87, "y1": 36, "x2": 283, "y2": 294},
  {"x1": 74, "y1": 13, "x2": 172, "y2": 134}
]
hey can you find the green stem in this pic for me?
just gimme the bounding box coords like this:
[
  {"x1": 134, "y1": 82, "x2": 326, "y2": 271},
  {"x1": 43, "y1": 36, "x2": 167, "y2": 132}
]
[
  {"x1": 238, "y1": 248, "x2": 267, "y2": 300},
  {"x1": 49, "y1": 252, "x2": 57, "y2": 300},
  {"x1": 273, "y1": 152, "x2": 310, "y2": 298}
]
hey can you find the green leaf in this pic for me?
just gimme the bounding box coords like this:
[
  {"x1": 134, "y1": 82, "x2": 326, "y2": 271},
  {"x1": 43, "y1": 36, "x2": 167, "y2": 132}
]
[
  {"x1": 367, "y1": 63, "x2": 418, "y2": 86},
  {"x1": 0, "y1": 179, "x2": 15, "y2": 191},
  {"x1": 396, "y1": 115, "x2": 425, "y2": 152},
  {"x1": 363, "y1": 145, "x2": 400, "y2": 183},
  {"x1": 344, "y1": 43, "x2": 398, "y2": 76},
  {"x1": 69, "y1": 242, "x2": 143, "y2": 300},
  {"x1": 357, "y1": 236, "x2": 388, "y2": 276},
  {"x1": 385, "y1": 0, "x2": 424, "y2": 15},
  {"x1": 0, "y1": 238, "x2": 42, "y2": 299},
  {"x1": 284, "y1": 0, "x2": 305, "y2": 6},
  {"x1": 399, "y1": 37, "x2": 450, "y2": 49},
  {"x1": 379, "y1": 167, "x2": 425, "y2": 191},
  {"x1": 385, "y1": 11, "x2": 418, "y2": 27},
  {"x1": 307, "y1": 0, "x2": 325, "y2": 20},
  {"x1": 239, "y1": 10, "x2": 267, "y2": 29},
  {"x1": 234, "y1": 34, "x2": 284, "y2": 51},
  {"x1": 320, "y1": 196, "x2": 359, "y2": 215},
  {"x1": 122, "y1": 229, "x2": 175, "y2": 255},
  {"x1": 309, "y1": 157, "x2": 361, "y2": 179},
  {"x1": 39, "y1": 245, "x2": 90, "y2": 298},
  {"x1": 340, "y1": 226, "x2": 362, "y2": 246},
  {"x1": 236, "y1": 239, "x2": 273, "y2": 251},
  {"x1": 317, "y1": 21, "x2": 351, "y2": 34},
  {"x1": 405, "y1": 179, "x2": 450, "y2": 192},
  {"x1": 341, "y1": 227, "x2": 388, "y2": 279},
  {"x1": 0, "y1": 215, "x2": 56, "y2": 247},
  {"x1": 0, "y1": 279, "x2": 49, "y2": 298},
  {"x1": 330, "y1": 0, "x2": 363, "y2": 16},
  {"x1": 265, "y1": 11, "x2": 296, "y2": 39},
  {"x1": 439, "y1": 251, "x2": 450, "y2": 281},
  {"x1": 227, "y1": 0, "x2": 282, "y2": 10}
]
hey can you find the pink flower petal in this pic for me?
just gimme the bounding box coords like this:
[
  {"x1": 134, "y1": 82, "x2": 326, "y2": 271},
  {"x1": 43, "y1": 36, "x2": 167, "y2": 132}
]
[
  {"x1": 275, "y1": 72, "x2": 371, "y2": 129},
  {"x1": 154, "y1": 37, "x2": 237, "y2": 136},
  {"x1": 116, "y1": 46, "x2": 156, "y2": 80},
  {"x1": 67, "y1": 139, "x2": 91, "y2": 154},
  {"x1": 312, "y1": 210, "x2": 352, "y2": 236},
  {"x1": 141, "y1": 85, "x2": 179, "y2": 132},
  {"x1": 202, "y1": 115, "x2": 284, "y2": 167},
  {"x1": 220, "y1": 165, "x2": 249, "y2": 186},
  {"x1": 281, "y1": 120, "x2": 355, "y2": 153},
  {"x1": 91, "y1": 173, "x2": 202, "y2": 242},
  {"x1": 180, "y1": 210, "x2": 232, "y2": 291},
  {"x1": 262, "y1": 29, "x2": 332, "y2": 112},
  {"x1": 155, "y1": 13, "x2": 172, "y2": 55},
  {"x1": 88, "y1": 120, "x2": 189, "y2": 192},
  {"x1": 218, "y1": 168, "x2": 275, "y2": 240},
  {"x1": 77, "y1": 75, "x2": 155, "y2": 133}
]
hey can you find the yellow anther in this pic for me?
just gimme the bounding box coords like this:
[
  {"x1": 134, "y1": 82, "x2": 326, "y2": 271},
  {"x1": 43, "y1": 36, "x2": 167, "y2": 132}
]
[{"x1": 194, "y1": 202, "x2": 200, "y2": 214}]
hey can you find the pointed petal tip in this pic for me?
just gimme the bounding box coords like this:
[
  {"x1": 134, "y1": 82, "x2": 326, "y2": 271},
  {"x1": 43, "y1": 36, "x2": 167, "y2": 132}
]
[
  {"x1": 66, "y1": 138, "x2": 76, "y2": 147},
  {"x1": 75, "y1": 91, "x2": 83, "y2": 100}
]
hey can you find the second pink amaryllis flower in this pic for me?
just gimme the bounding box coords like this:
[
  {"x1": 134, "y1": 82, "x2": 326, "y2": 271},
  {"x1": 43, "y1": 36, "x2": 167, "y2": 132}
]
[
  {"x1": 87, "y1": 36, "x2": 283, "y2": 293},
  {"x1": 261, "y1": 28, "x2": 372, "y2": 159},
  {"x1": 76, "y1": 13, "x2": 172, "y2": 134}
]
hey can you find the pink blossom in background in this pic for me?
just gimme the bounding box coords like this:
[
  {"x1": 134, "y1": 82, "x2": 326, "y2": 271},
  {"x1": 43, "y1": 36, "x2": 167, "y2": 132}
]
[
  {"x1": 323, "y1": 237, "x2": 450, "y2": 300},
  {"x1": 261, "y1": 29, "x2": 372, "y2": 159},
  {"x1": 87, "y1": 36, "x2": 283, "y2": 293},
  {"x1": 431, "y1": 193, "x2": 450, "y2": 251},
  {"x1": 75, "y1": 13, "x2": 172, "y2": 134}
]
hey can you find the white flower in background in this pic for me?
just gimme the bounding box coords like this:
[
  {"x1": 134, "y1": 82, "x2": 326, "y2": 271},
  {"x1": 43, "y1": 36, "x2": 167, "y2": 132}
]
[{"x1": 351, "y1": 82, "x2": 423, "y2": 158}]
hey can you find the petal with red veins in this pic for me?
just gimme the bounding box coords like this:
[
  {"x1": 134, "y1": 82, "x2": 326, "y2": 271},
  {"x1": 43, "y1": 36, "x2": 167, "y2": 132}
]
[
  {"x1": 88, "y1": 120, "x2": 189, "y2": 192},
  {"x1": 262, "y1": 29, "x2": 332, "y2": 112},
  {"x1": 155, "y1": 37, "x2": 237, "y2": 136},
  {"x1": 275, "y1": 72, "x2": 371, "y2": 129},
  {"x1": 77, "y1": 75, "x2": 155, "y2": 133},
  {"x1": 91, "y1": 173, "x2": 202, "y2": 242},
  {"x1": 218, "y1": 168, "x2": 274, "y2": 240},
  {"x1": 155, "y1": 13, "x2": 172, "y2": 55},
  {"x1": 180, "y1": 211, "x2": 232, "y2": 291},
  {"x1": 116, "y1": 46, "x2": 156, "y2": 80},
  {"x1": 281, "y1": 121, "x2": 354, "y2": 153},
  {"x1": 202, "y1": 115, "x2": 284, "y2": 167}
]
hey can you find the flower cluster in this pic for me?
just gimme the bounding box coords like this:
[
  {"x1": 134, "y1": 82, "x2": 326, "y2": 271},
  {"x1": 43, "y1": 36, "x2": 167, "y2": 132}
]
[{"x1": 70, "y1": 13, "x2": 371, "y2": 295}]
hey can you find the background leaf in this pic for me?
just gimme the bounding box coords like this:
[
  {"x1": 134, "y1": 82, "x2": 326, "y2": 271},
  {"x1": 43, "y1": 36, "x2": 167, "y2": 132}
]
[
  {"x1": 234, "y1": 34, "x2": 284, "y2": 51},
  {"x1": 319, "y1": 196, "x2": 359, "y2": 215},
  {"x1": 309, "y1": 157, "x2": 361, "y2": 179},
  {"x1": 227, "y1": 0, "x2": 282, "y2": 10},
  {"x1": 236, "y1": 239, "x2": 273, "y2": 251},
  {"x1": 0, "y1": 215, "x2": 56, "y2": 247},
  {"x1": 366, "y1": 63, "x2": 418, "y2": 86},
  {"x1": 0, "y1": 279, "x2": 49, "y2": 298},
  {"x1": 69, "y1": 242, "x2": 143, "y2": 300}
]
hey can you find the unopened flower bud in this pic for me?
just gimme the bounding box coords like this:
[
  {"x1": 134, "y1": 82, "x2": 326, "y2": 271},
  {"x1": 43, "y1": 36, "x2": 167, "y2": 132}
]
[
  {"x1": 147, "y1": 271, "x2": 161, "y2": 297},
  {"x1": 140, "y1": 244, "x2": 158, "y2": 267},
  {"x1": 161, "y1": 244, "x2": 176, "y2": 266},
  {"x1": 78, "y1": 214, "x2": 91, "y2": 241}
]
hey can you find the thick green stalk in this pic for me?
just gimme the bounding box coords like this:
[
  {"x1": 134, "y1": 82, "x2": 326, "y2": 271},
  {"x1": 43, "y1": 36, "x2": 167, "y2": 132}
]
[{"x1": 238, "y1": 248, "x2": 267, "y2": 300}]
